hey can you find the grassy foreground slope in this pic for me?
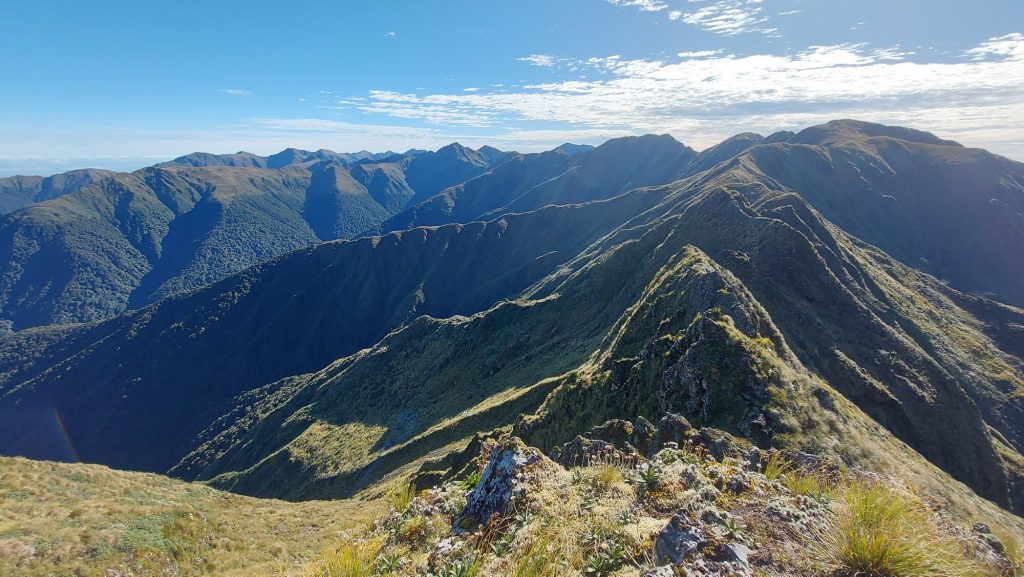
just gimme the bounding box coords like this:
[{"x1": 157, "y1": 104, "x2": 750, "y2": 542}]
[{"x1": 0, "y1": 456, "x2": 381, "y2": 577}]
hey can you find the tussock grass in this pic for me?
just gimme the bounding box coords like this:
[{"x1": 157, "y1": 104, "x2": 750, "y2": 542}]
[
  {"x1": 389, "y1": 482, "x2": 417, "y2": 513},
  {"x1": 302, "y1": 540, "x2": 379, "y2": 577},
  {"x1": 0, "y1": 456, "x2": 382, "y2": 577},
  {"x1": 994, "y1": 528, "x2": 1023, "y2": 576},
  {"x1": 590, "y1": 464, "x2": 625, "y2": 493},
  {"x1": 821, "y1": 480, "x2": 985, "y2": 577},
  {"x1": 509, "y1": 535, "x2": 564, "y2": 577},
  {"x1": 762, "y1": 452, "x2": 792, "y2": 481},
  {"x1": 783, "y1": 468, "x2": 835, "y2": 503}
]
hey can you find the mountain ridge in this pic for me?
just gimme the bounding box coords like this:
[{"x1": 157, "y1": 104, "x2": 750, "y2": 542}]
[{"x1": 2, "y1": 120, "x2": 1023, "y2": 521}]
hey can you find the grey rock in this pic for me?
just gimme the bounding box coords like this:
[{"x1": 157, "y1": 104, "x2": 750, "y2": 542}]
[
  {"x1": 587, "y1": 418, "x2": 634, "y2": 447},
  {"x1": 459, "y1": 441, "x2": 540, "y2": 529},
  {"x1": 633, "y1": 415, "x2": 657, "y2": 454},
  {"x1": 429, "y1": 536, "x2": 463, "y2": 568},
  {"x1": 973, "y1": 523, "x2": 1006, "y2": 555},
  {"x1": 718, "y1": 543, "x2": 751, "y2": 567},
  {"x1": 655, "y1": 514, "x2": 705, "y2": 564},
  {"x1": 651, "y1": 413, "x2": 693, "y2": 454},
  {"x1": 549, "y1": 435, "x2": 635, "y2": 468}
]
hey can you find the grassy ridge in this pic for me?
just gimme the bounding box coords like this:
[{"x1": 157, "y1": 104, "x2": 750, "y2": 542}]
[{"x1": 0, "y1": 456, "x2": 382, "y2": 577}]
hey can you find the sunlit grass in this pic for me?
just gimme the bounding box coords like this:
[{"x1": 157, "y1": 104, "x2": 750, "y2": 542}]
[
  {"x1": 762, "y1": 452, "x2": 792, "y2": 481},
  {"x1": 0, "y1": 456, "x2": 382, "y2": 577},
  {"x1": 388, "y1": 482, "x2": 417, "y2": 513},
  {"x1": 302, "y1": 540, "x2": 379, "y2": 577},
  {"x1": 820, "y1": 480, "x2": 985, "y2": 577}
]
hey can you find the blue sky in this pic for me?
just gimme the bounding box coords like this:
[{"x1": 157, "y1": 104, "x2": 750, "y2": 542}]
[{"x1": 1, "y1": 0, "x2": 1022, "y2": 175}]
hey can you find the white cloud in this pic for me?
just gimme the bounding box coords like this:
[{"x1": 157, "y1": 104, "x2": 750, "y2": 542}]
[
  {"x1": 606, "y1": 0, "x2": 668, "y2": 12},
  {"x1": 677, "y1": 50, "x2": 722, "y2": 59},
  {"x1": 519, "y1": 54, "x2": 558, "y2": 67},
  {"x1": 384, "y1": 31, "x2": 396, "y2": 38},
  {"x1": 9, "y1": 36, "x2": 1024, "y2": 172},
  {"x1": 669, "y1": 0, "x2": 773, "y2": 36},
  {"x1": 353, "y1": 35, "x2": 1024, "y2": 158},
  {"x1": 966, "y1": 32, "x2": 1024, "y2": 60},
  {"x1": 218, "y1": 88, "x2": 252, "y2": 96},
  {"x1": 463, "y1": 87, "x2": 481, "y2": 92}
]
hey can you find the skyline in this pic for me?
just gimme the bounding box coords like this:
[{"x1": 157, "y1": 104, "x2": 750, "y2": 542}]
[{"x1": 2, "y1": 0, "x2": 1023, "y2": 176}]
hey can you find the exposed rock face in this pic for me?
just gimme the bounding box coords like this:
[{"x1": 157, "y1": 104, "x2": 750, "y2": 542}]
[
  {"x1": 657, "y1": 313, "x2": 772, "y2": 439},
  {"x1": 458, "y1": 440, "x2": 546, "y2": 528},
  {"x1": 550, "y1": 413, "x2": 695, "y2": 467},
  {"x1": 655, "y1": 514, "x2": 705, "y2": 564},
  {"x1": 651, "y1": 414, "x2": 694, "y2": 454}
]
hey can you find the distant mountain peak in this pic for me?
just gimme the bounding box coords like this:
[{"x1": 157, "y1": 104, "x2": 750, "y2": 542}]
[
  {"x1": 685, "y1": 132, "x2": 767, "y2": 173},
  {"x1": 476, "y1": 145, "x2": 511, "y2": 165},
  {"x1": 595, "y1": 133, "x2": 687, "y2": 152},
  {"x1": 431, "y1": 142, "x2": 489, "y2": 167},
  {"x1": 554, "y1": 143, "x2": 594, "y2": 155},
  {"x1": 790, "y1": 119, "x2": 962, "y2": 148}
]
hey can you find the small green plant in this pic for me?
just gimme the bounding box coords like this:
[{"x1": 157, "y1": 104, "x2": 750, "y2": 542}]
[
  {"x1": 585, "y1": 541, "x2": 625, "y2": 576},
  {"x1": 723, "y1": 518, "x2": 746, "y2": 538},
  {"x1": 655, "y1": 449, "x2": 679, "y2": 465},
  {"x1": 578, "y1": 492, "x2": 597, "y2": 512},
  {"x1": 388, "y1": 483, "x2": 416, "y2": 514},
  {"x1": 459, "y1": 470, "x2": 482, "y2": 492},
  {"x1": 820, "y1": 481, "x2": 983, "y2": 577},
  {"x1": 374, "y1": 550, "x2": 402, "y2": 574},
  {"x1": 762, "y1": 452, "x2": 793, "y2": 481},
  {"x1": 571, "y1": 468, "x2": 586, "y2": 485},
  {"x1": 636, "y1": 463, "x2": 662, "y2": 489},
  {"x1": 491, "y1": 531, "x2": 516, "y2": 557},
  {"x1": 435, "y1": 555, "x2": 481, "y2": 577}
]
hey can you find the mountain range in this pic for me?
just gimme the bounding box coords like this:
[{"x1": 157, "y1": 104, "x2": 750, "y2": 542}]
[
  {"x1": 0, "y1": 143, "x2": 510, "y2": 329},
  {"x1": 1, "y1": 119, "x2": 1023, "y2": 527}
]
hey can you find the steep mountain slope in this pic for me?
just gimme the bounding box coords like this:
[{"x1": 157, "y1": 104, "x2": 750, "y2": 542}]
[
  {"x1": 0, "y1": 189, "x2": 668, "y2": 472},
  {"x1": 682, "y1": 132, "x2": 766, "y2": 175},
  {"x1": 1, "y1": 121, "x2": 1022, "y2": 521},
  {"x1": 0, "y1": 146, "x2": 507, "y2": 329},
  {"x1": 400, "y1": 142, "x2": 500, "y2": 203},
  {"x1": 375, "y1": 134, "x2": 696, "y2": 232},
  {"x1": 744, "y1": 119, "x2": 1024, "y2": 307},
  {"x1": 168, "y1": 173, "x2": 1024, "y2": 514},
  {"x1": 0, "y1": 168, "x2": 114, "y2": 215},
  {"x1": 374, "y1": 149, "x2": 577, "y2": 232}
]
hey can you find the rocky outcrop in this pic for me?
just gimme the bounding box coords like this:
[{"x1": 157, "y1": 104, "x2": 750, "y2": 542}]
[{"x1": 457, "y1": 440, "x2": 553, "y2": 529}]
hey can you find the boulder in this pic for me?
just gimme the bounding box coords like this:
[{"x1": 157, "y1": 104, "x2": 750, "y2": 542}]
[
  {"x1": 587, "y1": 418, "x2": 635, "y2": 447},
  {"x1": 651, "y1": 414, "x2": 693, "y2": 454},
  {"x1": 549, "y1": 435, "x2": 638, "y2": 468},
  {"x1": 458, "y1": 439, "x2": 542, "y2": 529},
  {"x1": 654, "y1": 514, "x2": 706, "y2": 564},
  {"x1": 632, "y1": 415, "x2": 657, "y2": 454}
]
